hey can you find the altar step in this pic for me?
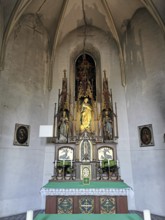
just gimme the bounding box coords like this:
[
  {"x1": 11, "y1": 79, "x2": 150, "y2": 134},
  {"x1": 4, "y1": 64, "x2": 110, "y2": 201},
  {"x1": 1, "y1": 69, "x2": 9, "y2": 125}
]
[
  {"x1": 1, "y1": 210, "x2": 164, "y2": 220},
  {"x1": 34, "y1": 214, "x2": 143, "y2": 220}
]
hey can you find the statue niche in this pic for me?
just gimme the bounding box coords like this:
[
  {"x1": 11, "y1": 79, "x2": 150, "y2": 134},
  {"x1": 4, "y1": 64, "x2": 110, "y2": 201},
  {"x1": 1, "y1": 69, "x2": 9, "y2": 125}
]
[
  {"x1": 56, "y1": 70, "x2": 71, "y2": 143},
  {"x1": 75, "y1": 54, "x2": 96, "y2": 101},
  {"x1": 102, "y1": 109, "x2": 113, "y2": 140},
  {"x1": 80, "y1": 131, "x2": 92, "y2": 161},
  {"x1": 101, "y1": 71, "x2": 118, "y2": 141}
]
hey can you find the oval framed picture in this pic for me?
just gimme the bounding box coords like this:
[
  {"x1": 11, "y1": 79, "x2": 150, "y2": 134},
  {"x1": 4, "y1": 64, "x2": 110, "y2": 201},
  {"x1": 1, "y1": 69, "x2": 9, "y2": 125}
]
[
  {"x1": 13, "y1": 124, "x2": 30, "y2": 146},
  {"x1": 138, "y1": 124, "x2": 154, "y2": 147}
]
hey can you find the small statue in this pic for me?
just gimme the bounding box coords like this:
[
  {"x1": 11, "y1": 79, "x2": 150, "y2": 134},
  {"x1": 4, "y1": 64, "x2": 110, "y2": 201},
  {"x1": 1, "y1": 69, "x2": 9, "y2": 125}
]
[
  {"x1": 103, "y1": 110, "x2": 113, "y2": 140},
  {"x1": 82, "y1": 139, "x2": 90, "y2": 160},
  {"x1": 58, "y1": 110, "x2": 69, "y2": 141}
]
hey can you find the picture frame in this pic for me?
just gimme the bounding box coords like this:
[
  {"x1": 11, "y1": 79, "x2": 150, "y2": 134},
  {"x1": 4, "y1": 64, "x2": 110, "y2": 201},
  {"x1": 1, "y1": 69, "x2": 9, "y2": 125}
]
[
  {"x1": 13, "y1": 123, "x2": 30, "y2": 146},
  {"x1": 58, "y1": 147, "x2": 73, "y2": 160},
  {"x1": 81, "y1": 164, "x2": 91, "y2": 181},
  {"x1": 98, "y1": 147, "x2": 114, "y2": 160},
  {"x1": 138, "y1": 124, "x2": 154, "y2": 147}
]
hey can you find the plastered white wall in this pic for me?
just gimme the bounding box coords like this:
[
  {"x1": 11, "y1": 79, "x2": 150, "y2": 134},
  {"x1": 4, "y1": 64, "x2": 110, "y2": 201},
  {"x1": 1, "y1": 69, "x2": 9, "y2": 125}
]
[
  {"x1": 0, "y1": 15, "x2": 49, "y2": 217},
  {"x1": 124, "y1": 8, "x2": 165, "y2": 216}
]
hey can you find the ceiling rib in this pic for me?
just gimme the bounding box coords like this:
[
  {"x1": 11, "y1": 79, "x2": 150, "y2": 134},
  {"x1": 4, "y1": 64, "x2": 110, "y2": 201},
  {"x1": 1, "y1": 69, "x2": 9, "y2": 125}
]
[
  {"x1": 47, "y1": 0, "x2": 69, "y2": 91},
  {"x1": 0, "y1": 0, "x2": 33, "y2": 70},
  {"x1": 101, "y1": 0, "x2": 126, "y2": 87}
]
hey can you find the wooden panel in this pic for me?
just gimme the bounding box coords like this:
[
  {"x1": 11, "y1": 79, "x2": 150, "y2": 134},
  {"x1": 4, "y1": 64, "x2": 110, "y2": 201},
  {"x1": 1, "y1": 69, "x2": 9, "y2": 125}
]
[
  {"x1": 100, "y1": 197, "x2": 116, "y2": 213},
  {"x1": 45, "y1": 196, "x2": 56, "y2": 213},
  {"x1": 116, "y1": 196, "x2": 128, "y2": 213},
  {"x1": 94, "y1": 196, "x2": 100, "y2": 213},
  {"x1": 79, "y1": 196, "x2": 94, "y2": 213},
  {"x1": 73, "y1": 196, "x2": 79, "y2": 213},
  {"x1": 57, "y1": 197, "x2": 73, "y2": 213},
  {"x1": 45, "y1": 195, "x2": 128, "y2": 214}
]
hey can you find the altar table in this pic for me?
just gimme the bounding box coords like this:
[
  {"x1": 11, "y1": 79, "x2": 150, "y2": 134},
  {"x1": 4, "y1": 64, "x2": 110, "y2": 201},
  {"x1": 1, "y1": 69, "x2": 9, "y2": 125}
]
[{"x1": 41, "y1": 181, "x2": 132, "y2": 214}]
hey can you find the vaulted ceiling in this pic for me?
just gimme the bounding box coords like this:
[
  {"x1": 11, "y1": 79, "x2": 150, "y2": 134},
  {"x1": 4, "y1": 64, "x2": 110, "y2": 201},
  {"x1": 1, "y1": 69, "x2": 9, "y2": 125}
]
[{"x1": 0, "y1": 0, "x2": 165, "y2": 74}]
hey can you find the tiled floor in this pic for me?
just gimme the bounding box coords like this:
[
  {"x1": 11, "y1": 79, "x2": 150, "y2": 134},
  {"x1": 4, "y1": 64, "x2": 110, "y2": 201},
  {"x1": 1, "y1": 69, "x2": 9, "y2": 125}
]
[{"x1": 0, "y1": 210, "x2": 165, "y2": 220}]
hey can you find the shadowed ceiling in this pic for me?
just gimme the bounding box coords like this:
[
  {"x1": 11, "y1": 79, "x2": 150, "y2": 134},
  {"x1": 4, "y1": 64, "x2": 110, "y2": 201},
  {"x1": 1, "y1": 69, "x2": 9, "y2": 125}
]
[
  {"x1": 0, "y1": 0, "x2": 165, "y2": 78},
  {"x1": 1, "y1": 0, "x2": 165, "y2": 45}
]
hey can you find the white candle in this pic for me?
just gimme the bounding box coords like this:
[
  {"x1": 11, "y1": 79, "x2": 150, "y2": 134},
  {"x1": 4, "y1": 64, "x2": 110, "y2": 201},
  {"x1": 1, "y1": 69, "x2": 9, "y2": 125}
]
[
  {"x1": 26, "y1": 210, "x2": 33, "y2": 220},
  {"x1": 63, "y1": 160, "x2": 65, "y2": 166},
  {"x1": 143, "y1": 210, "x2": 151, "y2": 220},
  {"x1": 71, "y1": 160, "x2": 72, "y2": 167},
  {"x1": 100, "y1": 160, "x2": 102, "y2": 167},
  {"x1": 108, "y1": 159, "x2": 110, "y2": 167}
]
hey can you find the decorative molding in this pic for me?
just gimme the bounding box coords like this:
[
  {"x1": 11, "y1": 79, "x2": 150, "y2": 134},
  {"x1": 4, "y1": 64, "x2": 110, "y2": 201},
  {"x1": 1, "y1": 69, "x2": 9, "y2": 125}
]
[{"x1": 41, "y1": 187, "x2": 132, "y2": 196}]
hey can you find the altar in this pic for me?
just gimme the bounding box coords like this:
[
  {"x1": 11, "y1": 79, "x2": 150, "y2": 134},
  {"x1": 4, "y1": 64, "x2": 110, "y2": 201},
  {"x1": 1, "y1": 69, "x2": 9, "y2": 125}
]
[
  {"x1": 40, "y1": 57, "x2": 132, "y2": 215},
  {"x1": 41, "y1": 181, "x2": 131, "y2": 214}
]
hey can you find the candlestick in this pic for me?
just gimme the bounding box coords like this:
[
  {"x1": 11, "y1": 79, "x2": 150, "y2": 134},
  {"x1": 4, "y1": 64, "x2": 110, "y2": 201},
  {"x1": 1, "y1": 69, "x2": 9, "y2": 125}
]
[
  {"x1": 108, "y1": 159, "x2": 110, "y2": 167},
  {"x1": 26, "y1": 210, "x2": 33, "y2": 220},
  {"x1": 143, "y1": 210, "x2": 151, "y2": 220}
]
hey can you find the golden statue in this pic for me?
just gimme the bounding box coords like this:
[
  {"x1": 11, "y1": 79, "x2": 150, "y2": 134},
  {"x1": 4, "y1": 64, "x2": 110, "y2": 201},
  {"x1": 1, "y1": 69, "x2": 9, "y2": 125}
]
[{"x1": 80, "y1": 98, "x2": 92, "y2": 132}]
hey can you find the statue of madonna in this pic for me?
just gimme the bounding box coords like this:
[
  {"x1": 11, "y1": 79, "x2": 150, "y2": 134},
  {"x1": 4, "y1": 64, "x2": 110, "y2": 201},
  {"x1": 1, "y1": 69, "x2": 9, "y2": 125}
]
[{"x1": 80, "y1": 97, "x2": 92, "y2": 132}]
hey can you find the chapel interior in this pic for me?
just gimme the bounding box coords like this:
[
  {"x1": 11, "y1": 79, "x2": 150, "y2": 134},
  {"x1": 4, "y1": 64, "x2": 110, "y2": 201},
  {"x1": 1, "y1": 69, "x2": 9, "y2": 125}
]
[{"x1": 0, "y1": 0, "x2": 165, "y2": 219}]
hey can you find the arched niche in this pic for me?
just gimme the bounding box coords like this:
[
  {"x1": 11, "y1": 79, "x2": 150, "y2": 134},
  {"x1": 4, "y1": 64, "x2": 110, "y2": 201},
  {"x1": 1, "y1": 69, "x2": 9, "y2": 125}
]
[
  {"x1": 79, "y1": 139, "x2": 93, "y2": 161},
  {"x1": 69, "y1": 44, "x2": 102, "y2": 106},
  {"x1": 75, "y1": 53, "x2": 96, "y2": 101}
]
